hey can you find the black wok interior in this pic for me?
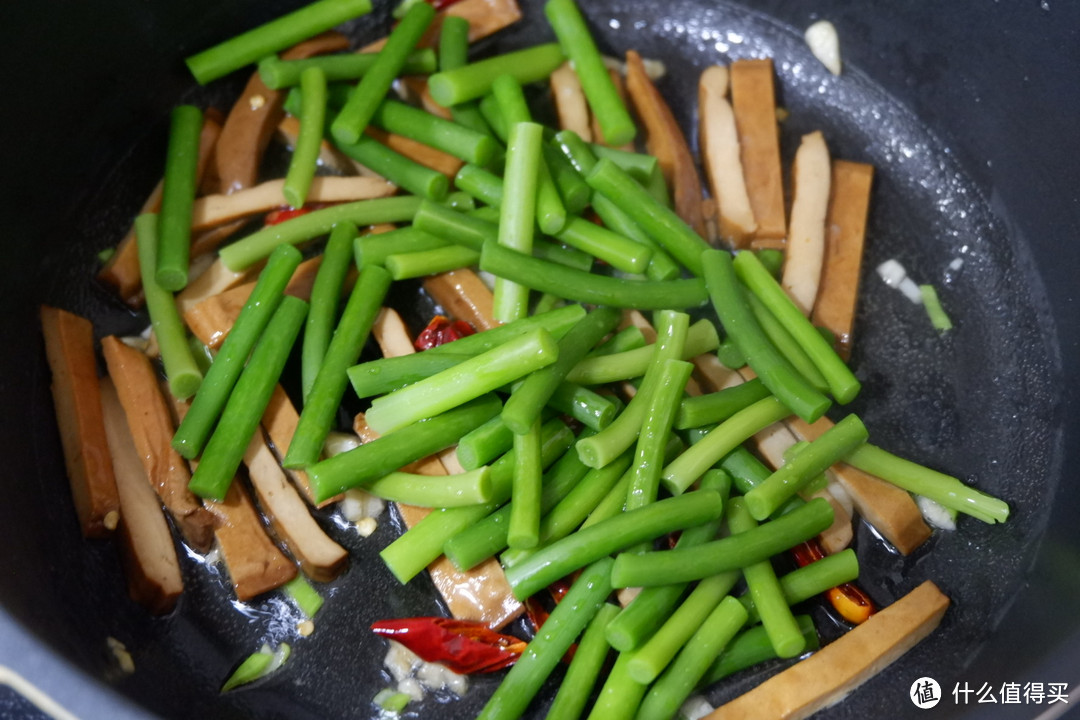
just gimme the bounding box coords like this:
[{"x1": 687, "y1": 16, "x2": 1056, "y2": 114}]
[{"x1": 2, "y1": 1, "x2": 1079, "y2": 719}]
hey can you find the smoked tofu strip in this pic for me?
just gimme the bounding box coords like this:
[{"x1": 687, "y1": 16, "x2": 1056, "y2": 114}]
[
  {"x1": 244, "y1": 433, "x2": 348, "y2": 582},
  {"x1": 782, "y1": 131, "x2": 832, "y2": 316},
  {"x1": 205, "y1": 480, "x2": 298, "y2": 601},
  {"x1": 361, "y1": 0, "x2": 522, "y2": 52},
  {"x1": 730, "y1": 59, "x2": 786, "y2": 241},
  {"x1": 423, "y1": 268, "x2": 499, "y2": 331},
  {"x1": 176, "y1": 259, "x2": 257, "y2": 315},
  {"x1": 699, "y1": 65, "x2": 757, "y2": 247},
  {"x1": 365, "y1": 126, "x2": 464, "y2": 178},
  {"x1": 101, "y1": 336, "x2": 215, "y2": 551},
  {"x1": 625, "y1": 50, "x2": 707, "y2": 239},
  {"x1": 551, "y1": 62, "x2": 593, "y2": 141},
  {"x1": 190, "y1": 176, "x2": 396, "y2": 232},
  {"x1": 39, "y1": 306, "x2": 119, "y2": 538},
  {"x1": 708, "y1": 581, "x2": 950, "y2": 720},
  {"x1": 216, "y1": 31, "x2": 350, "y2": 195},
  {"x1": 812, "y1": 160, "x2": 875, "y2": 359},
  {"x1": 101, "y1": 380, "x2": 183, "y2": 614},
  {"x1": 184, "y1": 256, "x2": 322, "y2": 350}
]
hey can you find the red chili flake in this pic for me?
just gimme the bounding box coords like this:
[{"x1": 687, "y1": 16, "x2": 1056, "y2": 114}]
[
  {"x1": 264, "y1": 207, "x2": 312, "y2": 226},
  {"x1": 414, "y1": 315, "x2": 477, "y2": 351},
  {"x1": 371, "y1": 617, "x2": 527, "y2": 674}
]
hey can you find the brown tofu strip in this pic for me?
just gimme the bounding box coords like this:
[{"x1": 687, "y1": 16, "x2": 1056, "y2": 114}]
[
  {"x1": 101, "y1": 336, "x2": 215, "y2": 551},
  {"x1": 97, "y1": 115, "x2": 223, "y2": 305},
  {"x1": 216, "y1": 31, "x2": 349, "y2": 195},
  {"x1": 551, "y1": 62, "x2": 593, "y2": 141},
  {"x1": 176, "y1": 259, "x2": 258, "y2": 315},
  {"x1": 39, "y1": 306, "x2": 119, "y2": 538},
  {"x1": 625, "y1": 50, "x2": 708, "y2": 240},
  {"x1": 167, "y1": 395, "x2": 299, "y2": 600},
  {"x1": 365, "y1": 126, "x2": 464, "y2": 178},
  {"x1": 422, "y1": 268, "x2": 499, "y2": 330},
  {"x1": 244, "y1": 433, "x2": 348, "y2": 582},
  {"x1": 812, "y1": 160, "x2": 875, "y2": 359},
  {"x1": 708, "y1": 581, "x2": 950, "y2": 720},
  {"x1": 786, "y1": 415, "x2": 931, "y2": 555},
  {"x1": 206, "y1": 480, "x2": 298, "y2": 601},
  {"x1": 782, "y1": 131, "x2": 832, "y2": 316},
  {"x1": 262, "y1": 384, "x2": 338, "y2": 507},
  {"x1": 699, "y1": 65, "x2": 757, "y2": 248},
  {"x1": 730, "y1": 59, "x2": 786, "y2": 240},
  {"x1": 191, "y1": 176, "x2": 396, "y2": 232},
  {"x1": 184, "y1": 255, "x2": 322, "y2": 350},
  {"x1": 361, "y1": 0, "x2": 522, "y2": 52},
  {"x1": 100, "y1": 380, "x2": 183, "y2": 614}
]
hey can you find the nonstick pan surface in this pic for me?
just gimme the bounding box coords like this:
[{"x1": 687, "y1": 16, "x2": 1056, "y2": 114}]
[{"x1": 2, "y1": 1, "x2": 1079, "y2": 719}]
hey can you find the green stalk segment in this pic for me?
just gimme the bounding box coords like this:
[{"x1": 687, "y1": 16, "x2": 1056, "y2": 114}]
[
  {"x1": 330, "y1": 1, "x2": 436, "y2": 145},
  {"x1": 493, "y1": 121, "x2": 543, "y2": 323},
  {"x1": 503, "y1": 489, "x2": 726, "y2": 600},
  {"x1": 701, "y1": 249, "x2": 831, "y2": 422},
  {"x1": 427, "y1": 43, "x2": 567, "y2": 106},
  {"x1": 604, "y1": 469, "x2": 729, "y2": 652},
  {"x1": 284, "y1": 265, "x2": 392, "y2": 469},
  {"x1": 334, "y1": 133, "x2": 449, "y2": 200},
  {"x1": 740, "y1": 548, "x2": 860, "y2": 623},
  {"x1": 302, "y1": 222, "x2": 356, "y2": 401},
  {"x1": 355, "y1": 226, "x2": 450, "y2": 267},
  {"x1": 674, "y1": 378, "x2": 773, "y2": 430},
  {"x1": 379, "y1": 419, "x2": 574, "y2": 583},
  {"x1": 480, "y1": 241, "x2": 707, "y2": 310},
  {"x1": 189, "y1": 296, "x2": 308, "y2": 501},
  {"x1": 733, "y1": 250, "x2": 862, "y2": 404},
  {"x1": 173, "y1": 244, "x2": 302, "y2": 458},
  {"x1": 555, "y1": 218, "x2": 653, "y2": 275},
  {"x1": 567, "y1": 319, "x2": 719, "y2": 386},
  {"x1": 743, "y1": 413, "x2": 869, "y2": 520},
  {"x1": 372, "y1": 99, "x2": 499, "y2": 165},
  {"x1": 585, "y1": 158, "x2": 710, "y2": 276},
  {"x1": 661, "y1": 396, "x2": 791, "y2": 495},
  {"x1": 365, "y1": 467, "x2": 493, "y2": 507},
  {"x1": 609, "y1": 496, "x2": 834, "y2": 587},
  {"x1": 134, "y1": 214, "x2": 202, "y2": 400},
  {"x1": 476, "y1": 558, "x2": 613, "y2": 720},
  {"x1": 702, "y1": 615, "x2": 819, "y2": 686},
  {"x1": 385, "y1": 245, "x2": 479, "y2": 279},
  {"x1": 438, "y1": 16, "x2": 493, "y2": 135},
  {"x1": 544, "y1": 602, "x2": 619, "y2": 720},
  {"x1": 219, "y1": 195, "x2": 424, "y2": 271},
  {"x1": 585, "y1": 652, "x2": 648, "y2": 720},
  {"x1": 845, "y1": 443, "x2": 1010, "y2": 523},
  {"x1": 635, "y1": 596, "x2": 748, "y2": 720},
  {"x1": 726, "y1": 497, "x2": 806, "y2": 659},
  {"x1": 185, "y1": 0, "x2": 373, "y2": 84},
  {"x1": 508, "y1": 419, "x2": 544, "y2": 549},
  {"x1": 363, "y1": 328, "x2": 560, "y2": 435},
  {"x1": 283, "y1": 66, "x2": 328, "y2": 208},
  {"x1": 543, "y1": 0, "x2": 637, "y2": 146},
  {"x1": 308, "y1": 395, "x2": 503, "y2": 502},
  {"x1": 155, "y1": 104, "x2": 202, "y2": 291},
  {"x1": 502, "y1": 306, "x2": 621, "y2": 434},
  {"x1": 258, "y1": 48, "x2": 437, "y2": 89}
]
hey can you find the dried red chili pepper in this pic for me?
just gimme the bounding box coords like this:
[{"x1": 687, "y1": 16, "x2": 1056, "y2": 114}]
[
  {"x1": 371, "y1": 617, "x2": 527, "y2": 674},
  {"x1": 264, "y1": 206, "x2": 312, "y2": 226},
  {"x1": 791, "y1": 539, "x2": 876, "y2": 624},
  {"x1": 414, "y1": 314, "x2": 477, "y2": 351}
]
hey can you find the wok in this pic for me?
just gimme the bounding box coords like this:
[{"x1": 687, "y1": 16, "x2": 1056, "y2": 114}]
[{"x1": 2, "y1": 0, "x2": 1078, "y2": 718}]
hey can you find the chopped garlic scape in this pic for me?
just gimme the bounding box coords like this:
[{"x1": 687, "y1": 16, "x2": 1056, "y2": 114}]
[{"x1": 805, "y1": 20, "x2": 842, "y2": 76}]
